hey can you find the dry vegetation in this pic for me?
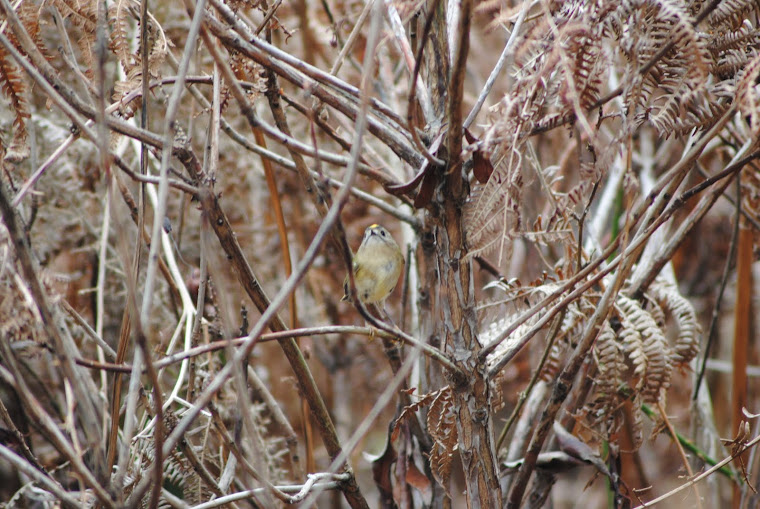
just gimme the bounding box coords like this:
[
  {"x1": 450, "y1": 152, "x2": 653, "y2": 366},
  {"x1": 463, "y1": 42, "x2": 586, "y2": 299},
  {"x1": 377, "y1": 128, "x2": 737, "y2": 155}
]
[{"x1": 2, "y1": 0, "x2": 760, "y2": 507}]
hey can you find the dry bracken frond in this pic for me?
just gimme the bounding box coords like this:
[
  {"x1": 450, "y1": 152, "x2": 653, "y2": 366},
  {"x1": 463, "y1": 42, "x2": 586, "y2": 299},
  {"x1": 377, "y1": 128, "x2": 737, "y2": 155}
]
[
  {"x1": 427, "y1": 386, "x2": 457, "y2": 494},
  {"x1": 539, "y1": 339, "x2": 569, "y2": 382},
  {"x1": 617, "y1": 295, "x2": 673, "y2": 403},
  {"x1": 618, "y1": 313, "x2": 647, "y2": 384},
  {"x1": 463, "y1": 157, "x2": 522, "y2": 262},
  {"x1": 558, "y1": 25, "x2": 607, "y2": 114},
  {"x1": 389, "y1": 385, "x2": 458, "y2": 494},
  {"x1": 394, "y1": 388, "x2": 443, "y2": 434},
  {"x1": 649, "y1": 280, "x2": 701, "y2": 366},
  {"x1": 484, "y1": 317, "x2": 543, "y2": 376},
  {"x1": 110, "y1": 0, "x2": 139, "y2": 77},
  {"x1": 708, "y1": 20, "x2": 760, "y2": 55},
  {"x1": 608, "y1": 0, "x2": 714, "y2": 135},
  {"x1": 735, "y1": 51, "x2": 760, "y2": 134},
  {"x1": 0, "y1": 46, "x2": 30, "y2": 163},
  {"x1": 51, "y1": 0, "x2": 97, "y2": 79},
  {"x1": 110, "y1": 0, "x2": 170, "y2": 122},
  {"x1": 593, "y1": 321, "x2": 627, "y2": 410},
  {"x1": 643, "y1": 294, "x2": 666, "y2": 327},
  {"x1": 707, "y1": 0, "x2": 760, "y2": 26}
]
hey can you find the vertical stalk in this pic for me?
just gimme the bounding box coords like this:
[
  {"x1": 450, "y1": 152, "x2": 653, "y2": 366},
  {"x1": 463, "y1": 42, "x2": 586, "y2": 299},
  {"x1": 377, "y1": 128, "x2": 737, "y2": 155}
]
[{"x1": 437, "y1": 0, "x2": 502, "y2": 506}]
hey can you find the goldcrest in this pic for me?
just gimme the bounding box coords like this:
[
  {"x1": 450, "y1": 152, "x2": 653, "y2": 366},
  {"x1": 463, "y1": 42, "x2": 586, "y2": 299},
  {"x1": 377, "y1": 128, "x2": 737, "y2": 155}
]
[{"x1": 342, "y1": 224, "x2": 404, "y2": 304}]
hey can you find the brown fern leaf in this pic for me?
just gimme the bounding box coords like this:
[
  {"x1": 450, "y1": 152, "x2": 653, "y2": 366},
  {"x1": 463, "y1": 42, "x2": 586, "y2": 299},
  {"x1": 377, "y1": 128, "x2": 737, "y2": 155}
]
[
  {"x1": 0, "y1": 46, "x2": 30, "y2": 163},
  {"x1": 583, "y1": 318, "x2": 626, "y2": 439},
  {"x1": 427, "y1": 386, "x2": 456, "y2": 493},
  {"x1": 559, "y1": 302, "x2": 590, "y2": 343},
  {"x1": 649, "y1": 90, "x2": 687, "y2": 135},
  {"x1": 651, "y1": 84, "x2": 733, "y2": 136},
  {"x1": 532, "y1": 112, "x2": 568, "y2": 133},
  {"x1": 558, "y1": 26, "x2": 607, "y2": 114},
  {"x1": 708, "y1": 20, "x2": 760, "y2": 56},
  {"x1": 593, "y1": 321, "x2": 627, "y2": 411},
  {"x1": 539, "y1": 339, "x2": 568, "y2": 382},
  {"x1": 109, "y1": 0, "x2": 140, "y2": 120},
  {"x1": 109, "y1": 0, "x2": 139, "y2": 77},
  {"x1": 735, "y1": 51, "x2": 760, "y2": 134},
  {"x1": 536, "y1": 301, "x2": 592, "y2": 381},
  {"x1": 643, "y1": 0, "x2": 709, "y2": 77},
  {"x1": 610, "y1": 0, "x2": 712, "y2": 134},
  {"x1": 643, "y1": 294, "x2": 665, "y2": 327},
  {"x1": 707, "y1": 0, "x2": 760, "y2": 26},
  {"x1": 672, "y1": 82, "x2": 733, "y2": 134},
  {"x1": 617, "y1": 295, "x2": 672, "y2": 403},
  {"x1": 143, "y1": 11, "x2": 169, "y2": 78},
  {"x1": 52, "y1": 0, "x2": 97, "y2": 79},
  {"x1": 649, "y1": 281, "x2": 701, "y2": 366},
  {"x1": 618, "y1": 313, "x2": 647, "y2": 386},
  {"x1": 484, "y1": 312, "x2": 549, "y2": 375},
  {"x1": 11, "y1": 1, "x2": 51, "y2": 62},
  {"x1": 392, "y1": 388, "x2": 444, "y2": 438},
  {"x1": 463, "y1": 168, "x2": 521, "y2": 262},
  {"x1": 564, "y1": 179, "x2": 594, "y2": 210},
  {"x1": 110, "y1": 2, "x2": 170, "y2": 122},
  {"x1": 640, "y1": 328, "x2": 672, "y2": 404},
  {"x1": 522, "y1": 227, "x2": 574, "y2": 247},
  {"x1": 713, "y1": 47, "x2": 752, "y2": 78}
]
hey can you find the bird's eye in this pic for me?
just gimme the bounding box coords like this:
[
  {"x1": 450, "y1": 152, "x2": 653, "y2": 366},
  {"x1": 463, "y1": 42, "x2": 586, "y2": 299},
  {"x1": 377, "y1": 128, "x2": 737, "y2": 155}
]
[{"x1": 380, "y1": 230, "x2": 386, "y2": 237}]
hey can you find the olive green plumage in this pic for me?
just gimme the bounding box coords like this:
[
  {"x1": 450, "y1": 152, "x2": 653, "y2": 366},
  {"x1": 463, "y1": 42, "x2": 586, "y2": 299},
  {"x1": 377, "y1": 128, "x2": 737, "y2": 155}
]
[{"x1": 342, "y1": 224, "x2": 404, "y2": 304}]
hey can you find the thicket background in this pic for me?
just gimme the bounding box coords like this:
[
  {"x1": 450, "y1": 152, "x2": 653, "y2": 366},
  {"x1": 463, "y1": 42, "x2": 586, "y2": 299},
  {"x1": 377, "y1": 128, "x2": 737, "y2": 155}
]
[{"x1": 2, "y1": 0, "x2": 760, "y2": 507}]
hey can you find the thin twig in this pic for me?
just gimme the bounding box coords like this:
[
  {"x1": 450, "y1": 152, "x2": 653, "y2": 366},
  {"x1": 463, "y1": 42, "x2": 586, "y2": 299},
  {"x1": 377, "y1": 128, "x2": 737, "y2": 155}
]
[
  {"x1": 125, "y1": 3, "x2": 374, "y2": 507},
  {"x1": 629, "y1": 146, "x2": 759, "y2": 298},
  {"x1": 657, "y1": 400, "x2": 703, "y2": 509},
  {"x1": 505, "y1": 208, "x2": 633, "y2": 508},
  {"x1": 693, "y1": 178, "x2": 742, "y2": 398},
  {"x1": 632, "y1": 432, "x2": 760, "y2": 508},
  {"x1": 463, "y1": 0, "x2": 529, "y2": 129},
  {"x1": 406, "y1": 0, "x2": 445, "y2": 168},
  {"x1": 0, "y1": 167, "x2": 108, "y2": 486},
  {"x1": 204, "y1": 0, "x2": 423, "y2": 167},
  {"x1": 75, "y1": 324, "x2": 452, "y2": 371},
  {"x1": 0, "y1": 341, "x2": 114, "y2": 507},
  {"x1": 328, "y1": 0, "x2": 371, "y2": 76},
  {"x1": 0, "y1": 446, "x2": 83, "y2": 509},
  {"x1": 496, "y1": 312, "x2": 564, "y2": 452},
  {"x1": 481, "y1": 103, "x2": 736, "y2": 364}
]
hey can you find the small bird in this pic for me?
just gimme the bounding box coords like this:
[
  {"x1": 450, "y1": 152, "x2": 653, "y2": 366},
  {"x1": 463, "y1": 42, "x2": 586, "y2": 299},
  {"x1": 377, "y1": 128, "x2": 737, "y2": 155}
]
[{"x1": 342, "y1": 224, "x2": 405, "y2": 305}]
